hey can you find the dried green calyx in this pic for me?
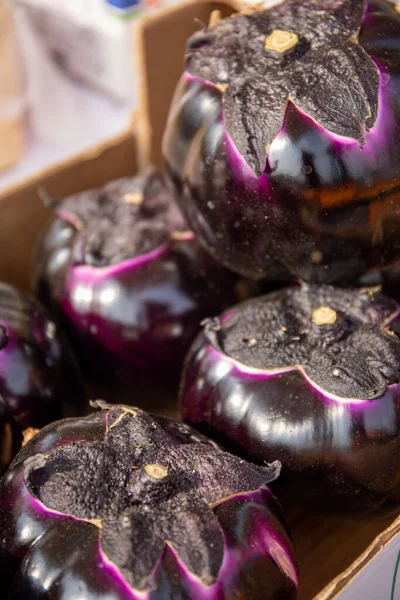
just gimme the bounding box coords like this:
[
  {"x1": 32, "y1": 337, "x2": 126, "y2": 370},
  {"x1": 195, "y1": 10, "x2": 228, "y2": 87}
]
[
  {"x1": 187, "y1": 0, "x2": 379, "y2": 175},
  {"x1": 56, "y1": 170, "x2": 186, "y2": 267},
  {"x1": 24, "y1": 404, "x2": 279, "y2": 591},
  {"x1": 205, "y1": 284, "x2": 400, "y2": 399}
]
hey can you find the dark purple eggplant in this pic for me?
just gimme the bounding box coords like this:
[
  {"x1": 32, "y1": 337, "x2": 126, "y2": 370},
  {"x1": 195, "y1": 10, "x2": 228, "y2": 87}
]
[
  {"x1": 181, "y1": 283, "x2": 400, "y2": 514},
  {"x1": 0, "y1": 402, "x2": 298, "y2": 599},
  {"x1": 34, "y1": 171, "x2": 243, "y2": 397},
  {"x1": 163, "y1": 0, "x2": 400, "y2": 284},
  {"x1": 0, "y1": 283, "x2": 85, "y2": 473}
]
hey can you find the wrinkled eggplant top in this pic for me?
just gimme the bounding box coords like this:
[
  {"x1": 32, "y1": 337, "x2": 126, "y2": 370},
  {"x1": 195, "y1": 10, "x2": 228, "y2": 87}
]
[
  {"x1": 204, "y1": 284, "x2": 400, "y2": 400},
  {"x1": 186, "y1": 0, "x2": 379, "y2": 175},
  {"x1": 57, "y1": 171, "x2": 186, "y2": 267},
  {"x1": 24, "y1": 403, "x2": 279, "y2": 592}
]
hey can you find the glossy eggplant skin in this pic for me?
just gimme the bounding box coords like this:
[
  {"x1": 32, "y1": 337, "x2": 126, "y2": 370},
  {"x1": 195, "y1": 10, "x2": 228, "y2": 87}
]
[
  {"x1": 0, "y1": 283, "x2": 85, "y2": 472},
  {"x1": 34, "y1": 193, "x2": 240, "y2": 394},
  {"x1": 0, "y1": 405, "x2": 298, "y2": 600},
  {"x1": 163, "y1": 0, "x2": 400, "y2": 283},
  {"x1": 181, "y1": 285, "x2": 400, "y2": 515}
]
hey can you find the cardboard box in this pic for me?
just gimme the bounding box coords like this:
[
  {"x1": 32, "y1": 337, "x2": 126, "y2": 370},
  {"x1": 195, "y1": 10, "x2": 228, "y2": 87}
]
[{"x1": 0, "y1": 2, "x2": 398, "y2": 598}]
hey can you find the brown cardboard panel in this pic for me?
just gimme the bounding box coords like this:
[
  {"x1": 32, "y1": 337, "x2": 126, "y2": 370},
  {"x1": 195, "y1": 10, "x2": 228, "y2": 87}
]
[
  {"x1": 289, "y1": 511, "x2": 395, "y2": 599},
  {"x1": 0, "y1": 131, "x2": 137, "y2": 291},
  {"x1": 314, "y1": 515, "x2": 400, "y2": 599},
  {"x1": 137, "y1": 0, "x2": 233, "y2": 169}
]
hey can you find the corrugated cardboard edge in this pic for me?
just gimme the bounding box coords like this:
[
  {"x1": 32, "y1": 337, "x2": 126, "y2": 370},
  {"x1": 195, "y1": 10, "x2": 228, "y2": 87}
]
[
  {"x1": 135, "y1": 0, "x2": 198, "y2": 169},
  {"x1": 133, "y1": 11, "x2": 153, "y2": 173},
  {"x1": 314, "y1": 515, "x2": 400, "y2": 599}
]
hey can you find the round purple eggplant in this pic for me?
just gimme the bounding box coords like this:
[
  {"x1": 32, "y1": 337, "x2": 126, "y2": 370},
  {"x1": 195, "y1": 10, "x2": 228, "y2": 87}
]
[
  {"x1": 0, "y1": 283, "x2": 86, "y2": 473},
  {"x1": 0, "y1": 402, "x2": 298, "y2": 600},
  {"x1": 163, "y1": 0, "x2": 400, "y2": 283},
  {"x1": 181, "y1": 283, "x2": 400, "y2": 514},
  {"x1": 34, "y1": 171, "x2": 241, "y2": 394}
]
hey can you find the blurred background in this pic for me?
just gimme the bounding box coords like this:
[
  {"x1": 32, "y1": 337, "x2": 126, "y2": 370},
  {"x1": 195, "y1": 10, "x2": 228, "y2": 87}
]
[
  {"x1": 2, "y1": 0, "x2": 400, "y2": 196},
  {"x1": 0, "y1": 0, "x2": 181, "y2": 193}
]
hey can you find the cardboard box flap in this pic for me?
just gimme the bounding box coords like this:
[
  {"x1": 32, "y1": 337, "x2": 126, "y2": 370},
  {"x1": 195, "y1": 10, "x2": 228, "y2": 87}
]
[
  {"x1": 136, "y1": 0, "x2": 233, "y2": 170},
  {"x1": 315, "y1": 516, "x2": 400, "y2": 600}
]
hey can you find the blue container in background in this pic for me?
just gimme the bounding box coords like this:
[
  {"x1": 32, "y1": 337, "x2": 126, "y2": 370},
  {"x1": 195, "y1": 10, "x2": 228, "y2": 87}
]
[{"x1": 106, "y1": 0, "x2": 141, "y2": 9}]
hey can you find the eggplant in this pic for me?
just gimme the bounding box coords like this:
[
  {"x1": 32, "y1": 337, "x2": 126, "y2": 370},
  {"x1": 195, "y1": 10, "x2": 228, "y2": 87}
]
[
  {"x1": 34, "y1": 171, "x2": 241, "y2": 396},
  {"x1": 0, "y1": 283, "x2": 85, "y2": 473},
  {"x1": 0, "y1": 402, "x2": 298, "y2": 600},
  {"x1": 181, "y1": 283, "x2": 400, "y2": 514},
  {"x1": 163, "y1": 0, "x2": 400, "y2": 284}
]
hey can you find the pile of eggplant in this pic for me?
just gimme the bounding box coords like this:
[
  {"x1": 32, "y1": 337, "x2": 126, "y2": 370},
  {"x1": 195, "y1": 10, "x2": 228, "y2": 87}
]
[{"x1": 1, "y1": 1, "x2": 400, "y2": 598}]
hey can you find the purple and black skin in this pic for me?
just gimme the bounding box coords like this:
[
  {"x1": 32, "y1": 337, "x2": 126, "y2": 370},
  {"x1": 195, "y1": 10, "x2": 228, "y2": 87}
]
[
  {"x1": 0, "y1": 402, "x2": 298, "y2": 600},
  {"x1": 34, "y1": 171, "x2": 240, "y2": 393},
  {"x1": 163, "y1": 0, "x2": 400, "y2": 284},
  {"x1": 181, "y1": 283, "x2": 400, "y2": 514},
  {"x1": 0, "y1": 283, "x2": 86, "y2": 474}
]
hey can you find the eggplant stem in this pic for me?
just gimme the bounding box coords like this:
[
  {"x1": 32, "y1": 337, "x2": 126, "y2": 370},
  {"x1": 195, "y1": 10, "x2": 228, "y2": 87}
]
[{"x1": 208, "y1": 10, "x2": 222, "y2": 29}]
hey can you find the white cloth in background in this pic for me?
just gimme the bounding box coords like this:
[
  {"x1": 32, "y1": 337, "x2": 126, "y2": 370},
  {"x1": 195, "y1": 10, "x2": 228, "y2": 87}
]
[{"x1": 0, "y1": 3, "x2": 135, "y2": 193}]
